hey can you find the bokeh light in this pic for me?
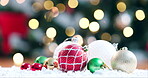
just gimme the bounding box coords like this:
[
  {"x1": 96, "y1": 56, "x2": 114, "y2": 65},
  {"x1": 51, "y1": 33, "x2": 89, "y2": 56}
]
[
  {"x1": 46, "y1": 27, "x2": 57, "y2": 38},
  {"x1": 16, "y1": 0, "x2": 25, "y2": 4},
  {"x1": 28, "y1": 19, "x2": 39, "y2": 29},
  {"x1": 121, "y1": 13, "x2": 131, "y2": 26},
  {"x1": 79, "y1": 17, "x2": 89, "y2": 29},
  {"x1": 0, "y1": 0, "x2": 9, "y2": 6},
  {"x1": 51, "y1": 7, "x2": 59, "y2": 17},
  {"x1": 94, "y1": 9, "x2": 104, "y2": 20},
  {"x1": 73, "y1": 35, "x2": 83, "y2": 45},
  {"x1": 86, "y1": 36, "x2": 96, "y2": 44},
  {"x1": 111, "y1": 34, "x2": 121, "y2": 43},
  {"x1": 101, "y1": 33, "x2": 111, "y2": 41},
  {"x1": 32, "y1": 2, "x2": 43, "y2": 12},
  {"x1": 65, "y1": 27, "x2": 75, "y2": 37},
  {"x1": 115, "y1": 13, "x2": 131, "y2": 30},
  {"x1": 90, "y1": 0, "x2": 100, "y2": 5},
  {"x1": 68, "y1": 0, "x2": 78, "y2": 8},
  {"x1": 135, "y1": 10, "x2": 145, "y2": 21},
  {"x1": 117, "y1": 2, "x2": 126, "y2": 12},
  {"x1": 13, "y1": 53, "x2": 24, "y2": 66},
  {"x1": 44, "y1": 0, "x2": 54, "y2": 10},
  {"x1": 48, "y1": 42, "x2": 58, "y2": 53},
  {"x1": 56, "y1": 3, "x2": 66, "y2": 13},
  {"x1": 123, "y1": 27, "x2": 134, "y2": 37},
  {"x1": 44, "y1": 11, "x2": 53, "y2": 22},
  {"x1": 89, "y1": 22, "x2": 100, "y2": 33},
  {"x1": 42, "y1": 36, "x2": 54, "y2": 44}
]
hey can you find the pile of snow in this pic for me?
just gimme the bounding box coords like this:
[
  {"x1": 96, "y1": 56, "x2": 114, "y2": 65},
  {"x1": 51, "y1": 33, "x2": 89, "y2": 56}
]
[{"x1": 0, "y1": 66, "x2": 147, "y2": 78}]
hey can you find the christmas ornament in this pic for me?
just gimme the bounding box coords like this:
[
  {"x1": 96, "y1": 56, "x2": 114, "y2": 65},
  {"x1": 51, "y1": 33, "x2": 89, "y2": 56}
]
[
  {"x1": 43, "y1": 57, "x2": 59, "y2": 69},
  {"x1": 58, "y1": 44, "x2": 88, "y2": 72},
  {"x1": 34, "y1": 56, "x2": 47, "y2": 65},
  {"x1": 53, "y1": 37, "x2": 79, "y2": 59},
  {"x1": 87, "y1": 58, "x2": 104, "y2": 73},
  {"x1": 31, "y1": 63, "x2": 42, "y2": 71},
  {"x1": 20, "y1": 63, "x2": 31, "y2": 70},
  {"x1": 111, "y1": 47, "x2": 137, "y2": 73},
  {"x1": 88, "y1": 40, "x2": 116, "y2": 68}
]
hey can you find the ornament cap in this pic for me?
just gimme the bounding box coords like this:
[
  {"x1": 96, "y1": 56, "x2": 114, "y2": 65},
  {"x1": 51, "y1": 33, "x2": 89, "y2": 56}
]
[
  {"x1": 121, "y1": 47, "x2": 128, "y2": 50},
  {"x1": 83, "y1": 45, "x2": 88, "y2": 52},
  {"x1": 64, "y1": 37, "x2": 78, "y2": 43}
]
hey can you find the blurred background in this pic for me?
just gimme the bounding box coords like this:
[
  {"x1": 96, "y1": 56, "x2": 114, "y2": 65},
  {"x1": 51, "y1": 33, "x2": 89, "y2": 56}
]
[{"x1": 0, "y1": 0, "x2": 147, "y2": 69}]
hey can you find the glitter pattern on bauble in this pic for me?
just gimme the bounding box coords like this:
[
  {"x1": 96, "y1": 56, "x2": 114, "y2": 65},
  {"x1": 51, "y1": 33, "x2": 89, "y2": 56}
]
[
  {"x1": 88, "y1": 40, "x2": 116, "y2": 68},
  {"x1": 54, "y1": 41, "x2": 73, "y2": 59},
  {"x1": 58, "y1": 44, "x2": 88, "y2": 72},
  {"x1": 111, "y1": 47, "x2": 137, "y2": 73}
]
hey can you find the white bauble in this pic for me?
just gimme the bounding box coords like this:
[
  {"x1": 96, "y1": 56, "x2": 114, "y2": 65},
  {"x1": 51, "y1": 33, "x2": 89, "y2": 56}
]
[
  {"x1": 111, "y1": 47, "x2": 137, "y2": 73},
  {"x1": 53, "y1": 41, "x2": 73, "y2": 59},
  {"x1": 88, "y1": 40, "x2": 116, "y2": 68}
]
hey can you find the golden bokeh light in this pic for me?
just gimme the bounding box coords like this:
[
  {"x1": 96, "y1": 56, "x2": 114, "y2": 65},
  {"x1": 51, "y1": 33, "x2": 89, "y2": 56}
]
[
  {"x1": 42, "y1": 36, "x2": 54, "y2": 44},
  {"x1": 44, "y1": 0, "x2": 54, "y2": 10},
  {"x1": 0, "y1": 0, "x2": 9, "y2": 6},
  {"x1": 46, "y1": 27, "x2": 57, "y2": 38},
  {"x1": 79, "y1": 18, "x2": 89, "y2": 29},
  {"x1": 117, "y1": 2, "x2": 126, "y2": 12},
  {"x1": 90, "y1": 0, "x2": 100, "y2": 5},
  {"x1": 32, "y1": 2, "x2": 43, "y2": 12},
  {"x1": 101, "y1": 33, "x2": 111, "y2": 41},
  {"x1": 89, "y1": 22, "x2": 100, "y2": 32},
  {"x1": 65, "y1": 27, "x2": 75, "y2": 37},
  {"x1": 51, "y1": 7, "x2": 59, "y2": 17},
  {"x1": 123, "y1": 27, "x2": 134, "y2": 37},
  {"x1": 13, "y1": 53, "x2": 24, "y2": 66},
  {"x1": 68, "y1": 0, "x2": 78, "y2": 8},
  {"x1": 135, "y1": 10, "x2": 145, "y2": 21},
  {"x1": 94, "y1": 9, "x2": 104, "y2": 20},
  {"x1": 16, "y1": 0, "x2": 25, "y2": 4},
  {"x1": 56, "y1": 3, "x2": 66, "y2": 13},
  {"x1": 28, "y1": 19, "x2": 39, "y2": 29},
  {"x1": 73, "y1": 35, "x2": 83, "y2": 45}
]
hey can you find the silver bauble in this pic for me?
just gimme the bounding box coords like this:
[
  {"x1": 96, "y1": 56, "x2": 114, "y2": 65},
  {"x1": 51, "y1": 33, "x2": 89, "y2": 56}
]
[{"x1": 111, "y1": 47, "x2": 137, "y2": 73}]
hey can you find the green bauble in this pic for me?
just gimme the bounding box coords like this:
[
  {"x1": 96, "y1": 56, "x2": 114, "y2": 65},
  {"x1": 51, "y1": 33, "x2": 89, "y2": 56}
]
[
  {"x1": 87, "y1": 58, "x2": 104, "y2": 73},
  {"x1": 34, "y1": 56, "x2": 47, "y2": 65}
]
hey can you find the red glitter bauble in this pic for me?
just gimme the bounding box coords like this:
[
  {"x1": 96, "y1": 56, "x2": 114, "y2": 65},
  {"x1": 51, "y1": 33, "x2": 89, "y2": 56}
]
[
  {"x1": 58, "y1": 44, "x2": 88, "y2": 72},
  {"x1": 20, "y1": 63, "x2": 31, "y2": 70},
  {"x1": 31, "y1": 63, "x2": 42, "y2": 71}
]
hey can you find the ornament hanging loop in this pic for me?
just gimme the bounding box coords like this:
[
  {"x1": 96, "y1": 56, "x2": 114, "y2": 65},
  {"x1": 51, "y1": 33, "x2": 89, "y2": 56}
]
[
  {"x1": 64, "y1": 37, "x2": 79, "y2": 43},
  {"x1": 102, "y1": 63, "x2": 110, "y2": 70}
]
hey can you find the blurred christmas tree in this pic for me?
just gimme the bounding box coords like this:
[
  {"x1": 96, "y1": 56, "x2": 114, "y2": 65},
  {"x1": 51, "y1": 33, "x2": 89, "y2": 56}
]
[{"x1": 0, "y1": 0, "x2": 147, "y2": 58}]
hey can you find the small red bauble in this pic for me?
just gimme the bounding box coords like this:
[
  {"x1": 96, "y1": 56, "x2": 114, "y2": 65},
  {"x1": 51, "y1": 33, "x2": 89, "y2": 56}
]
[
  {"x1": 58, "y1": 44, "x2": 88, "y2": 72},
  {"x1": 31, "y1": 63, "x2": 42, "y2": 71},
  {"x1": 20, "y1": 63, "x2": 31, "y2": 70}
]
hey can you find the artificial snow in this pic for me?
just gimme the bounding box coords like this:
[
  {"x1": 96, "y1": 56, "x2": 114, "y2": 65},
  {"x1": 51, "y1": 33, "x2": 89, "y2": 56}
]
[{"x1": 0, "y1": 66, "x2": 147, "y2": 78}]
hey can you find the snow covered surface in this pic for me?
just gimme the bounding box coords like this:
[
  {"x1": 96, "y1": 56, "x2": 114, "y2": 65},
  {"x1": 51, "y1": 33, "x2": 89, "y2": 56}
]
[{"x1": 0, "y1": 66, "x2": 147, "y2": 78}]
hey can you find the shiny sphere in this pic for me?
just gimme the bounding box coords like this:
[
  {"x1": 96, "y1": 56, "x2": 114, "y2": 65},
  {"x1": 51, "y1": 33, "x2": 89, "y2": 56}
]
[
  {"x1": 87, "y1": 58, "x2": 104, "y2": 73},
  {"x1": 111, "y1": 47, "x2": 137, "y2": 73},
  {"x1": 88, "y1": 40, "x2": 116, "y2": 68},
  {"x1": 34, "y1": 56, "x2": 47, "y2": 65},
  {"x1": 43, "y1": 57, "x2": 59, "y2": 69},
  {"x1": 31, "y1": 63, "x2": 42, "y2": 71},
  {"x1": 20, "y1": 63, "x2": 31, "y2": 70}
]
